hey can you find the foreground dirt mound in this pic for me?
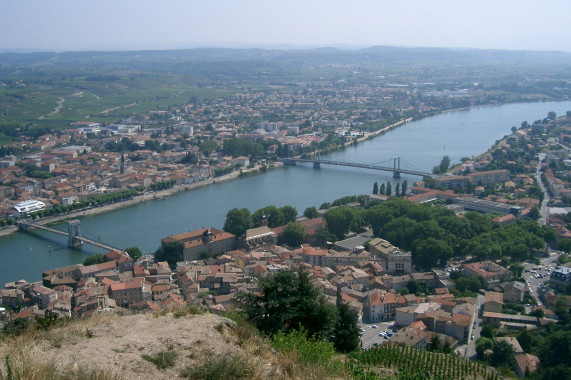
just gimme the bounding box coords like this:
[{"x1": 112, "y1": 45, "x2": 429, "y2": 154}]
[{"x1": 0, "y1": 310, "x2": 274, "y2": 380}]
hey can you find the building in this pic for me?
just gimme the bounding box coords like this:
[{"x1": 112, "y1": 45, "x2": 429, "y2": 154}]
[
  {"x1": 368, "y1": 238, "x2": 412, "y2": 274},
  {"x1": 364, "y1": 291, "x2": 406, "y2": 322},
  {"x1": 240, "y1": 226, "x2": 277, "y2": 250},
  {"x1": 467, "y1": 169, "x2": 511, "y2": 186},
  {"x1": 484, "y1": 291, "x2": 504, "y2": 313},
  {"x1": 463, "y1": 261, "x2": 511, "y2": 288},
  {"x1": 514, "y1": 353, "x2": 540, "y2": 378},
  {"x1": 550, "y1": 266, "x2": 571, "y2": 292},
  {"x1": 503, "y1": 281, "x2": 526, "y2": 303},
  {"x1": 108, "y1": 278, "x2": 145, "y2": 307},
  {"x1": 161, "y1": 228, "x2": 235, "y2": 261}
]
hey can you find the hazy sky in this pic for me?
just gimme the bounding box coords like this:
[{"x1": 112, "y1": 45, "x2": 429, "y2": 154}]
[{"x1": 2, "y1": 0, "x2": 571, "y2": 52}]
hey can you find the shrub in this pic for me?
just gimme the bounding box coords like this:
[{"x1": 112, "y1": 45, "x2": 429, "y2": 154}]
[
  {"x1": 141, "y1": 350, "x2": 177, "y2": 370},
  {"x1": 180, "y1": 353, "x2": 254, "y2": 380}
]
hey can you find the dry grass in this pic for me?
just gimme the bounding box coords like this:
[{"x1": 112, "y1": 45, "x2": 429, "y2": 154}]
[{"x1": 0, "y1": 310, "x2": 348, "y2": 380}]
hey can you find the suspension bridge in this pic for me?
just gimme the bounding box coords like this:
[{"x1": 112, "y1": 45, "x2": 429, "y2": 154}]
[
  {"x1": 18, "y1": 219, "x2": 124, "y2": 253},
  {"x1": 283, "y1": 155, "x2": 432, "y2": 178}
]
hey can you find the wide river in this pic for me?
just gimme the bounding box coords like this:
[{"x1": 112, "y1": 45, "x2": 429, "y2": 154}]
[{"x1": 1, "y1": 101, "x2": 570, "y2": 284}]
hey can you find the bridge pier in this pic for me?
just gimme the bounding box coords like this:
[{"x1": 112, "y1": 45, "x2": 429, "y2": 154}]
[
  {"x1": 67, "y1": 220, "x2": 82, "y2": 248},
  {"x1": 313, "y1": 161, "x2": 321, "y2": 169},
  {"x1": 393, "y1": 171, "x2": 401, "y2": 179}
]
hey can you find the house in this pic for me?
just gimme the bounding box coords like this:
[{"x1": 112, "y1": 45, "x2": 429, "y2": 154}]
[
  {"x1": 364, "y1": 291, "x2": 406, "y2": 322},
  {"x1": 108, "y1": 278, "x2": 145, "y2": 307},
  {"x1": 503, "y1": 281, "x2": 525, "y2": 303},
  {"x1": 161, "y1": 227, "x2": 235, "y2": 261},
  {"x1": 514, "y1": 353, "x2": 540, "y2": 378},
  {"x1": 550, "y1": 266, "x2": 571, "y2": 292},
  {"x1": 484, "y1": 291, "x2": 504, "y2": 313}
]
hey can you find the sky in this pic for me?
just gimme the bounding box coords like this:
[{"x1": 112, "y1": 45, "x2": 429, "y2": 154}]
[{"x1": 2, "y1": 0, "x2": 571, "y2": 53}]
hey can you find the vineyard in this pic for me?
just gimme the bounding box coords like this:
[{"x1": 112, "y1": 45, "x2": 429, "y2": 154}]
[{"x1": 348, "y1": 343, "x2": 500, "y2": 380}]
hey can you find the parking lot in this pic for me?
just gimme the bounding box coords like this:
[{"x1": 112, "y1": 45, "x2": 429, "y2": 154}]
[{"x1": 358, "y1": 320, "x2": 398, "y2": 349}]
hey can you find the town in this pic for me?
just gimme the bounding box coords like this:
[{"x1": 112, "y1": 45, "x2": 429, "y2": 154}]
[{"x1": 2, "y1": 112, "x2": 571, "y2": 378}]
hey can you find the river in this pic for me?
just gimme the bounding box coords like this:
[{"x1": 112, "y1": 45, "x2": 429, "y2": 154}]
[{"x1": 1, "y1": 101, "x2": 570, "y2": 284}]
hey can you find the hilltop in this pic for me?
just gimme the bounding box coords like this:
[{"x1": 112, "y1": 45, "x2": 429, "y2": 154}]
[{"x1": 0, "y1": 309, "x2": 288, "y2": 380}]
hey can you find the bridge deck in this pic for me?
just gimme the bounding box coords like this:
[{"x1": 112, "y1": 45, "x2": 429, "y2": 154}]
[
  {"x1": 284, "y1": 158, "x2": 431, "y2": 177},
  {"x1": 22, "y1": 222, "x2": 123, "y2": 253}
]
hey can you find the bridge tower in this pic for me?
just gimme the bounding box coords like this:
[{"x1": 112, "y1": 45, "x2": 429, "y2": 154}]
[
  {"x1": 313, "y1": 148, "x2": 321, "y2": 169},
  {"x1": 67, "y1": 219, "x2": 82, "y2": 247},
  {"x1": 393, "y1": 157, "x2": 401, "y2": 178}
]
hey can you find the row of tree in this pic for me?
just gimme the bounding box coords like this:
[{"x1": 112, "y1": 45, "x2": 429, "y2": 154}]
[
  {"x1": 223, "y1": 205, "x2": 298, "y2": 237},
  {"x1": 372, "y1": 180, "x2": 408, "y2": 197}
]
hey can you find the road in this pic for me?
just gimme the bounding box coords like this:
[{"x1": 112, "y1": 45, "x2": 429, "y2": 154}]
[{"x1": 534, "y1": 153, "x2": 550, "y2": 223}]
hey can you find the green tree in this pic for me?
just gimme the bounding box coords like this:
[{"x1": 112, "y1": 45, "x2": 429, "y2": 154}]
[
  {"x1": 281, "y1": 222, "x2": 306, "y2": 247},
  {"x1": 491, "y1": 340, "x2": 515, "y2": 367},
  {"x1": 379, "y1": 183, "x2": 386, "y2": 195},
  {"x1": 509, "y1": 263, "x2": 524, "y2": 278},
  {"x1": 428, "y1": 334, "x2": 442, "y2": 352},
  {"x1": 373, "y1": 182, "x2": 379, "y2": 195},
  {"x1": 223, "y1": 208, "x2": 253, "y2": 236},
  {"x1": 324, "y1": 206, "x2": 356, "y2": 240},
  {"x1": 198, "y1": 140, "x2": 218, "y2": 157},
  {"x1": 511, "y1": 126, "x2": 518, "y2": 134},
  {"x1": 476, "y1": 337, "x2": 493, "y2": 359},
  {"x1": 407, "y1": 279, "x2": 420, "y2": 295},
  {"x1": 252, "y1": 206, "x2": 283, "y2": 227},
  {"x1": 401, "y1": 180, "x2": 408, "y2": 197},
  {"x1": 332, "y1": 299, "x2": 360, "y2": 353},
  {"x1": 433, "y1": 155, "x2": 451, "y2": 174},
  {"x1": 154, "y1": 241, "x2": 183, "y2": 266},
  {"x1": 395, "y1": 182, "x2": 401, "y2": 198},
  {"x1": 303, "y1": 206, "x2": 319, "y2": 219},
  {"x1": 124, "y1": 246, "x2": 142, "y2": 261},
  {"x1": 236, "y1": 268, "x2": 337, "y2": 338},
  {"x1": 83, "y1": 254, "x2": 105, "y2": 266},
  {"x1": 386, "y1": 182, "x2": 392, "y2": 196},
  {"x1": 555, "y1": 296, "x2": 570, "y2": 322},
  {"x1": 279, "y1": 205, "x2": 298, "y2": 224},
  {"x1": 480, "y1": 324, "x2": 495, "y2": 339}
]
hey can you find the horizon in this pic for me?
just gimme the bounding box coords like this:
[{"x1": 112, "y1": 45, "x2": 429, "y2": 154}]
[{"x1": 2, "y1": 1, "x2": 571, "y2": 54}]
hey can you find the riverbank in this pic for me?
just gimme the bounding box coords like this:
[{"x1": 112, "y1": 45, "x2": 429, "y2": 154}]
[{"x1": 0, "y1": 162, "x2": 280, "y2": 239}]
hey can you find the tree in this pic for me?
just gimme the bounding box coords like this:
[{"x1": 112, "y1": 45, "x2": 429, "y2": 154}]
[
  {"x1": 124, "y1": 246, "x2": 142, "y2": 262},
  {"x1": 528, "y1": 207, "x2": 540, "y2": 220},
  {"x1": 428, "y1": 334, "x2": 442, "y2": 352},
  {"x1": 511, "y1": 126, "x2": 518, "y2": 134},
  {"x1": 433, "y1": 155, "x2": 451, "y2": 174},
  {"x1": 236, "y1": 268, "x2": 337, "y2": 338},
  {"x1": 401, "y1": 180, "x2": 408, "y2": 197},
  {"x1": 491, "y1": 340, "x2": 515, "y2": 367},
  {"x1": 252, "y1": 206, "x2": 283, "y2": 227},
  {"x1": 279, "y1": 205, "x2": 298, "y2": 224},
  {"x1": 547, "y1": 111, "x2": 557, "y2": 120},
  {"x1": 476, "y1": 337, "x2": 493, "y2": 359},
  {"x1": 480, "y1": 324, "x2": 495, "y2": 339},
  {"x1": 303, "y1": 206, "x2": 319, "y2": 219},
  {"x1": 332, "y1": 299, "x2": 360, "y2": 353},
  {"x1": 395, "y1": 183, "x2": 401, "y2": 198},
  {"x1": 83, "y1": 253, "x2": 105, "y2": 266},
  {"x1": 407, "y1": 279, "x2": 420, "y2": 295},
  {"x1": 154, "y1": 241, "x2": 183, "y2": 266},
  {"x1": 379, "y1": 183, "x2": 386, "y2": 195},
  {"x1": 386, "y1": 182, "x2": 392, "y2": 196},
  {"x1": 373, "y1": 182, "x2": 379, "y2": 195},
  {"x1": 509, "y1": 263, "x2": 524, "y2": 278},
  {"x1": 281, "y1": 222, "x2": 306, "y2": 247},
  {"x1": 324, "y1": 206, "x2": 356, "y2": 240},
  {"x1": 223, "y1": 208, "x2": 253, "y2": 237}
]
